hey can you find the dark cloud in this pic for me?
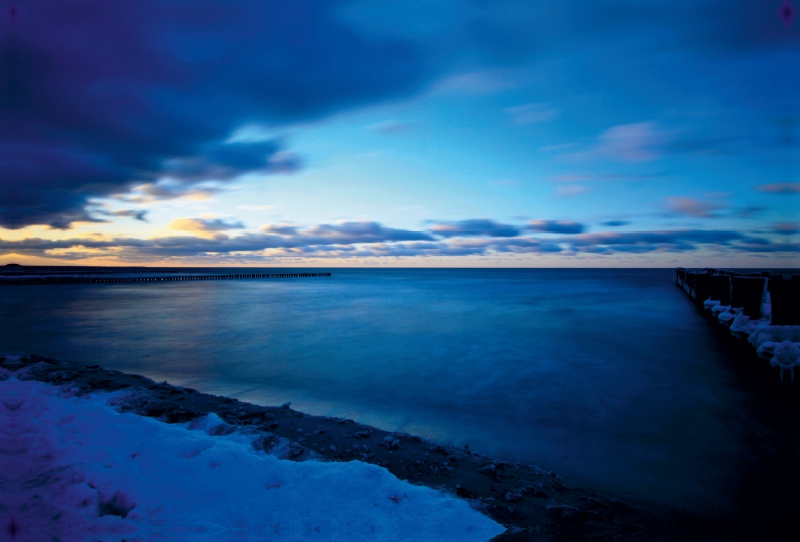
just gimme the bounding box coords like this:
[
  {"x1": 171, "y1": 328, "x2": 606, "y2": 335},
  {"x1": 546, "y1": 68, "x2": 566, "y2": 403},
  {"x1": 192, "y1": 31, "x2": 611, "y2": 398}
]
[
  {"x1": 157, "y1": 143, "x2": 302, "y2": 183},
  {"x1": 526, "y1": 220, "x2": 585, "y2": 234},
  {"x1": 261, "y1": 223, "x2": 300, "y2": 236},
  {"x1": 429, "y1": 219, "x2": 520, "y2": 237},
  {"x1": 1, "y1": 0, "x2": 428, "y2": 229},
  {"x1": 600, "y1": 220, "x2": 630, "y2": 227},
  {"x1": 772, "y1": 222, "x2": 800, "y2": 235},
  {"x1": 756, "y1": 182, "x2": 800, "y2": 194}
]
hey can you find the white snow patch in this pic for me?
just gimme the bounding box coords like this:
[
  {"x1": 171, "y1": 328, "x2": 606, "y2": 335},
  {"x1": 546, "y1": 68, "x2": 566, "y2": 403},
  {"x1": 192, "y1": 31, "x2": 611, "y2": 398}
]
[{"x1": 0, "y1": 377, "x2": 505, "y2": 542}]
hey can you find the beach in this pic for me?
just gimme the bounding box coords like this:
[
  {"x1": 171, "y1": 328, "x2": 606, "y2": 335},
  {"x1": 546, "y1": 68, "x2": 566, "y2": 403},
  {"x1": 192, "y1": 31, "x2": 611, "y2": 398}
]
[{"x1": 1, "y1": 352, "x2": 680, "y2": 541}]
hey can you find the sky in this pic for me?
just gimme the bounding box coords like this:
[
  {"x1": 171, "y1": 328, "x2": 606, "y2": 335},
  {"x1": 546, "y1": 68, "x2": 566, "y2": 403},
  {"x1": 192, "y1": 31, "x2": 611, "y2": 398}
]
[{"x1": 2, "y1": 0, "x2": 799, "y2": 267}]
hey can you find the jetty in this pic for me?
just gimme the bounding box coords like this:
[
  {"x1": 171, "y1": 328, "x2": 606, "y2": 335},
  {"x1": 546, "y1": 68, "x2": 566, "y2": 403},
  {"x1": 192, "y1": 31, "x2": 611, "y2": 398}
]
[
  {"x1": 675, "y1": 267, "x2": 800, "y2": 382},
  {"x1": 0, "y1": 265, "x2": 331, "y2": 285}
]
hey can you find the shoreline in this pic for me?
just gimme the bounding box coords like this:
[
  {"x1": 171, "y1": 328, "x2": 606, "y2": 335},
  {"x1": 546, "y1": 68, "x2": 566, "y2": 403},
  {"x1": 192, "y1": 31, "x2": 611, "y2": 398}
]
[{"x1": 2, "y1": 352, "x2": 710, "y2": 541}]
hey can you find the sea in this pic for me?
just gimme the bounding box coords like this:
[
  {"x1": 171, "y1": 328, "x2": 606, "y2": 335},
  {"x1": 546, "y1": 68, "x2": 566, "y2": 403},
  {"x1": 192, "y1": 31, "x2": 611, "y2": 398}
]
[{"x1": 2, "y1": 268, "x2": 798, "y2": 529}]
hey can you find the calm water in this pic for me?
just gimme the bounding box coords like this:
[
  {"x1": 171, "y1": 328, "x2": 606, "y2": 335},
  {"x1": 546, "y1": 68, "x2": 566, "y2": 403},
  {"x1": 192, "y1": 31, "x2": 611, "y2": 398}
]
[{"x1": 0, "y1": 268, "x2": 791, "y2": 519}]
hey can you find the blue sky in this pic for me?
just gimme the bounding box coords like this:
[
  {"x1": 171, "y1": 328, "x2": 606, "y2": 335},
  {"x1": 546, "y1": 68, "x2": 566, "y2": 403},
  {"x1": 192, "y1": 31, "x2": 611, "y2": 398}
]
[{"x1": 1, "y1": 0, "x2": 798, "y2": 266}]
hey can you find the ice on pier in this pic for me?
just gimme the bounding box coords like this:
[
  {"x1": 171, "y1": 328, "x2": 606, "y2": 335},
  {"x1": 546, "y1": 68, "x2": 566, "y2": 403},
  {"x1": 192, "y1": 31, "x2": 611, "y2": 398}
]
[
  {"x1": 703, "y1": 297, "x2": 720, "y2": 310},
  {"x1": 0, "y1": 376, "x2": 505, "y2": 542},
  {"x1": 770, "y1": 341, "x2": 800, "y2": 382},
  {"x1": 729, "y1": 313, "x2": 769, "y2": 340},
  {"x1": 748, "y1": 325, "x2": 800, "y2": 352},
  {"x1": 771, "y1": 341, "x2": 800, "y2": 368},
  {"x1": 717, "y1": 307, "x2": 742, "y2": 326},
  {"x1": 710, "y1": 304, "x2": 731, "y2": 317}
]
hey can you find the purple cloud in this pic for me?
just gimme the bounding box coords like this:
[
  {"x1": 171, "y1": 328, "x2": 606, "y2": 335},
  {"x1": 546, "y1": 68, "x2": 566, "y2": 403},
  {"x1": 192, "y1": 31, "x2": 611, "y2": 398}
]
[
  {"x1": 773, "y1": 222, "x2": 800, "y2": 235},
  {"x1": 756, "y1": 182, "x2": 800, "y2": 194},
  {"x1": 504, "y1": 103, "x2": 558, "y2": 125},
  {"x1": 663, "y1": 196, "x2": 725, "y2": 218},
  {"x1": 561, "y1": 123, "x2": 666, "y2": 164}
]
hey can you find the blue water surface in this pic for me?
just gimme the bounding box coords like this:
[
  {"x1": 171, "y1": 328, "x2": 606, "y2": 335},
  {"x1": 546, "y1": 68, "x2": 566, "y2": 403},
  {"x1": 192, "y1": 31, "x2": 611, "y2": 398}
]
[{"x1": 0, "y1": 268, "x2": 769, "y2": 514}]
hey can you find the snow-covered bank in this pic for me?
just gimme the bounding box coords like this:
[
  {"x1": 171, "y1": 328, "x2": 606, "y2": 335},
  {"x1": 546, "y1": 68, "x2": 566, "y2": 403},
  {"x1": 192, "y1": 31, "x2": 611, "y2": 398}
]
[
  {"x1": 0, "y1": 353, "x2": 685, "y2": 541},
  {"x1": 0, "y1": 374, "x2": 504, "y2": 541}
]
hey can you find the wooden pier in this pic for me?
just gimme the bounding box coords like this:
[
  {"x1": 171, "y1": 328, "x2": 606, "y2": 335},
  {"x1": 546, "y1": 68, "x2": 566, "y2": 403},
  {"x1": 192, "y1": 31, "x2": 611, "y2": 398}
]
[
  {"x1": 676, "y1": 267, "x2": 800, "y2": 382},
  {"x1": 0, "y1": 265, "x2": 331, "y2": 285}
]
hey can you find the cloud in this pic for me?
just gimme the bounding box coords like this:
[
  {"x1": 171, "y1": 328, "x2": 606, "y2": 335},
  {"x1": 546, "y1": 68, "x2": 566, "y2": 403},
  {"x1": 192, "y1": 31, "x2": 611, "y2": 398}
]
[
  {"x1": 593, "y1": 122, "x2": 665, "y2": 162},
  {"x1": 115, "y1": 180, "x2": 224, "y2": 204},
  {"x1": 432, "y1": 70, "x2": 523, "y2": 95},
  {"x1": 1, "y1": 0, "x2": 428, "y2": 229},
  {"x1": 504, "y1": 103, "x2": 558, "y2": 125},
  {"x1": 167, "y1": 218, "x2": 245, "y2": 233},
  {"x1": 301, "y1": 221, "x2": 434, "y2": 242},
  {"x1": 559, "y1": 123, "x2": 666, "y2": 164},
  {"x1": 526, "y1": 220, "x2": 585, "y2": 234},
  {"x1": 600, "y1": 220, "x2": 630, "y2": 227},
  {"x1": 5, "y1": 221, "x2": 800, "y2": 261},
  {"x1": 756, "y1": 182, "x2": 800, "y2": 194},
  {"x1": 429, "y1": 219, "x2": 520, "y2": 238},
  {"x1": 261, "y1": 223, "x2": 300, "y2": 236},
  {"x1": 663, "y1": 196, "x2": 726, "y2": 218},
  {"x1": 555, "y1": 185, "x2": 586, "y2": 197},
  {"x1": 558, "y1": 229, "x2": 747, "y2": 254},
  {"x1": 549, "y1": 173, "x2": 664, "y2": 182},
  {"x1": 735, "y1": 205, "x2": 768, "y2": 218},
  {"x1": 106, "y1": 210, "x2": 148, "y2": 222},
  {"x1": 773, "y1": 222, "x2": 800, "y2": 235}
]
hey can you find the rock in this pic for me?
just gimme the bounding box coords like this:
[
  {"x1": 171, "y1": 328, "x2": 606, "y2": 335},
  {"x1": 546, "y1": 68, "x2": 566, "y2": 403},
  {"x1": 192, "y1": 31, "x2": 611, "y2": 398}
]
[
  {"x1": 504, "y1": 490, "x2": 523, "y2": 503},
  {"x1": 546, "y1": 504, "x2": 586, "y2": 522}
]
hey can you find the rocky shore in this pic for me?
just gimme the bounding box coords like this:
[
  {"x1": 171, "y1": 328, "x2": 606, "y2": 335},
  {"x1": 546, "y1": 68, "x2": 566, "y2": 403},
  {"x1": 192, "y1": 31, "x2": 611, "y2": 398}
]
[{"x1": 1, "y1": 352, "x2": 703, "y2": 541}]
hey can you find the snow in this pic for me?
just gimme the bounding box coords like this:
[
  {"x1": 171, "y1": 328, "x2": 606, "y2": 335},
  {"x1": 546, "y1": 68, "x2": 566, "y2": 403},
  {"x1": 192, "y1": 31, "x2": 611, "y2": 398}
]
[
  {"x1": 717, "y1": 307, "x2": 742, "y2": 326},
  {"x1": 0, "y1": 375, "x2": 505, "y2": 542},
  {"x1": 710, "y1": 304, "x2": 730, "y2": 317},
  {"x1": 729, "y1": 313, "x2": 769, "y2": 340},
  {"x1": 748, "y1": 325, "x2": 800, "y2": 351},
  {"x1": 770, "y1": 341, "x2": 800, "y2": 370}
]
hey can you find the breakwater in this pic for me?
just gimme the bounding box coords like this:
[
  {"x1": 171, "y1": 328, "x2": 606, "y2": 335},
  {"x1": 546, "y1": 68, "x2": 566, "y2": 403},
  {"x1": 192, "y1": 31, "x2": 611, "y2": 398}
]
[
  {"x1": 675, "y1": 267, "x2": 800, "y2": 382},
  {"x1": 0, "y1": 265, "x2": 331, "y2": 285}
]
